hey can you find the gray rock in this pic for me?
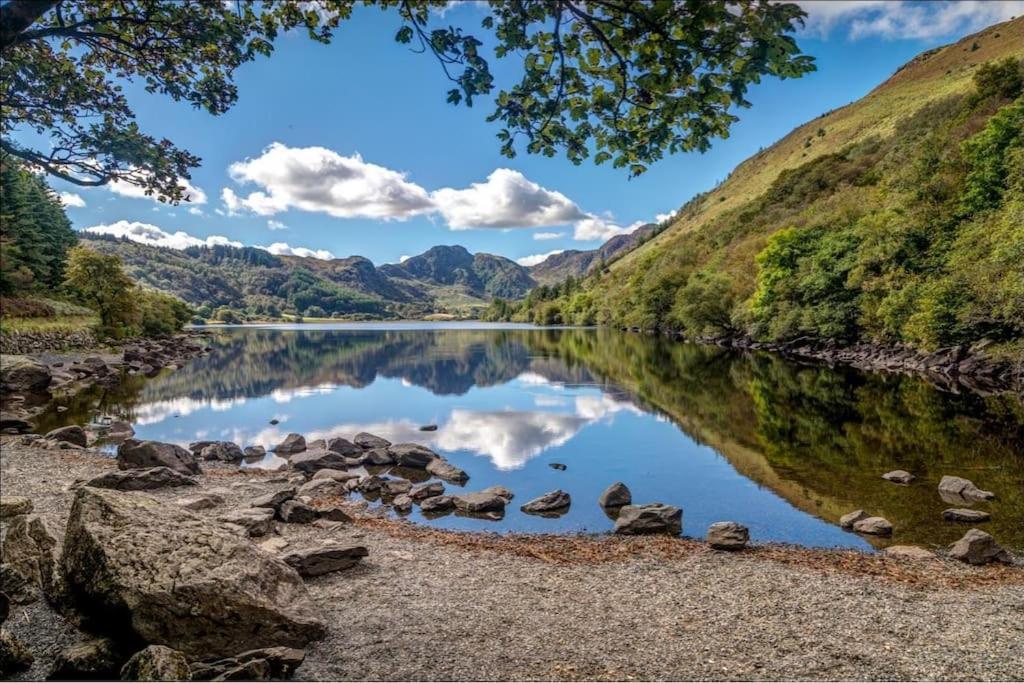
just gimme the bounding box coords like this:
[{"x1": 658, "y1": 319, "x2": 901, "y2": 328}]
[
  {"x1": 943, "y1": 508, "x2": 992, "y2": 523},
  {"x1": 881, "y1": 470, "x2": 915, "y2": 484},
  {"x1": 0, "y1": 356, "x2": 51, "y2": 393},
  {"x1": 520, "y1": 490, "x2": 571, "y2": 515},
  {"x1": 307, "y1": 439, "x2": 327, "y2": 451},
  {"x1": 357, "y1": 474, "x2": 386, "y2": 493},
  {"x1": 61, "y1": 487, "x2": 325, "y2": 658},
  {"x1": 361, "y1": 447, "x2": 395, "y2": 466},
  {"x1": 482, "y1": 485, "x2": 515, "y2": 502},
  {"x1": 452, "y1": 491, "x2": 507, "y2": 514},
  {"x1": 117, "y1": 440, "x2": 200, "y2": 475},
  {"x1": 176, "y1": 493, "x2": 225, "y2": 511},
  {"x1": 707, "y1": 521, "x2": 749, "y2": 550},
  {"x1": 311, "y1": 469, "x2": 360, "y2": 483},
  {"x1": 598, "y1": 482, "x2": 631, "y2": 508},
  {"x1": 420, "y1": 424, "x2": 438, "y2": 432},
  {"x1": 353, "y1": 432, "x2": 390, "y2": 449},
  {"x1": 289, "y1": 449, "x2": 348, "y2": 475},
  {"x1": 219, "y1": 507, "x2": 276, "y2": 537},
  {"x1": 0, "y1": 514, "x2": 56, "y2": 602},
  {"x1": 106, "y1": 420, "x2": 135, "y2": 440},
  {"x1": 244, "y1": 445, "x2": 267, "y2": 459},
  {"x1": 839, "y1": 509, "x2": 869, "y2": 529},
  {"x1": 279, "y1": 500, "x2": 317, "y2": 524},
  {"x1": 199, "y1": 442, "x2": 244, "y2": 462},
  {"x1": 426, "y1": 458, "x2": 469, "y2": 484},
  {"x1": 273, "y1": 433, "x2": 307, "y2": 455},
  {"x1": 938, "y1": 475, "x2": 995, "y2": 502},
  {"x1": 0, "y1": 629, "x2": 33, "y2": 676},
  {"x1": 613, "y1": 504, "x2": 682, "y2": 536},
  {"x1": 119, "y1": 645, "x2": 191, "y2": 681},
  {"x1": 392, "y1": 494, "x2": 413, "y2": 514},
  {"x1": 0, "y1": 414, "x2": 33, "y2": 434},
  {"x1": 314, "y1": 506, "x2": 352, "y2": 523},
  {"x1": 297, "y1": 479, "x2": 347, "y2": 499},
  {"x1": 853, "y1": 516, "x2": 893, "y2": 536},
  {"x1": 549, "y1": 463, "x2": 567, "y2": 471},
  {"x1": 281, "y1": 545, "x2": 368, "y2": 577},
  {"x1": 86, "y1": 467, "x2": 197, "y2": 491},
  {"x1": 409, "y1": 481, "x2": 444, "y2": 500},
  {"x1": 49, "y1": 637, "x2": 123, "y2": 680},
  {"x1": 325, "y1": 437, "x2": 360, "y2": 456},
  {"x1": 948, "y1": 529, "x2": 1013, "y2": 565},
  {"x1": 0, "y1": 497, "x2": 32, "y2": 520},
  {"x1": 419, "y1": 495, "x2": 454, "y2": 514},
  {"x1": 250, "y1": 488, "x2": 296, "y2": 511},
  {"x1": 45, "y1": 425, "x2": 87, "y2": 447},
  {"x1": 882, "y1": 546, "x2": 936, "y2": 561},
  {"x1": 189, "y1": 647, "x2": 304, "y2": 681},
  {"x1": 389, "y1": 443, "x2": 439, "y2": 468},
  {"x1": 381, "y1": 477, "x2": 412, "y2": 496}
]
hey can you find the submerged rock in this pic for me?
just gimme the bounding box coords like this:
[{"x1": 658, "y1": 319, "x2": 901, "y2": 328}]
[
  {"x1": 520, "y1": 490, "x2": 571, "y2": 516},
  {"x1": 60, "y1": 487, "x2": 326, "y2": 658},
  {"x1": 409, "y1": 481, "x2": 444, "y2": 500},
  {"x1": 281, "y1": 545, "x2": 368, "y2": 577},
  {"x1": 419, "y1": 495, "x2": 454, "y2": 514},
  {"x1": 598, "y1": 482, "x2": 631, "y2": 509},
  {"x1": 120, "y1": 645, "x2": 191, "y2": 681},
  {"x1": 117, "y1": 440, "x2": 200, "y2": 476},
  {"x1": 948, "y1": 529, "x2": 1012, "y2": 565},
  {"x1": 942, "y1": 508, "x2": 992, "y2": 523},
  {"x1": 452, "y1": 491, "x2": 507, "y2": 514},
  {"x1": 881, "y1": 470, "x2": 915, "y2": 485},
  {"x1": 86, "y1": 467, "x2": 197, "y2": 492},
  {"x1": 853, "y1": 516, "x2": 893, "y2": 536},
  {"x1": 613, "y1": 504, "x2": 682, "y2": 536},
  {"x1": 707, "y1": 521, "x2": 749, "y2": 550},
  {"x1": 938, "y1": 476, "x2": 995, "y2": 502}
]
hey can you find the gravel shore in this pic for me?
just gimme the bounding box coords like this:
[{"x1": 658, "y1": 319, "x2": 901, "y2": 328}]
[{"x1": 2, "y1": 438, "x2": 1022, "y2": 681}]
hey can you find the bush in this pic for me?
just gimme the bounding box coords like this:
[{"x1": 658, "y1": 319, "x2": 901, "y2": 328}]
[
  {"x1": 137, "y1": 290, "x2": 192, "y2": 337},
  {"x1": 535, "y1": 303, "x2": 563, "y2": 326},
  {"x1": 213, "y1": 306, "x2": 241, "y2": 324},
  {"x1": 64, "y1": 247, "x2": 138, "y2": 338}
]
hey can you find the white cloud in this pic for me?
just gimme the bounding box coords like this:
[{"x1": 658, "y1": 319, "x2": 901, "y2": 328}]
[
  {"x1": 572, "y1": 216, "x2": 644, "y2": 242},
  {"x1": 108, "y1": 173, "x2": 208, "y2": 205},
  {"x1": 258, "y1": 242, "x2": 335, "y2": 260},
  {"x1": 435, "y1": 409, "x2": 587, "y2": 470},
  {"x1": 533, "y1": 231, "x2": 564, "y2": 241},
  {"x1": 797, "y1": 1, "x2": 1024, "y2": 40},
  {"x1": 431, "y1": 168, "x2": 586, "y2": 229},
  {"x1": 82, "y1": 220, "x2": 241, "y2": 250},
  {"x1": 267, "y1": 219, "x2": 287, "y2": 231},
  {"x1": 516, "y1": 250, "x2": 564, "y2": 267},
  {"x1": 399, "y1": 254, "x2": 411, "y2": 263},
  {"x1": 188, "y1": 207, "x2": 204, "y2": 216},
  {"x1": 58, "y1": 192, "x2": 86, "y2": 208},
  {"x1": 224, "y1": 142, "x2": 434, "y2": 219},
  {"x1": 655, "y1": 209, "x2": 677, "y2": 224}
]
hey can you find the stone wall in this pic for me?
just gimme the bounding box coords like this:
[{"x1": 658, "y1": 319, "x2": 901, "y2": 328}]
[{"x1": 0, "y1": 330, "x2": 99, "y2": 355}]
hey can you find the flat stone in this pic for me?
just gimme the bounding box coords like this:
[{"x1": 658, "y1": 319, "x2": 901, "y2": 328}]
[
  {"x1": 881, "y1": 470, "x2": 915, "y2": 484},
  {"x1": 281, "y1": 545, "x2": 368, "y2": 577},
  {"x1": 312, "y1": 469, "x2": 360, "y2": 483},
  {"x1": 219, "y1": 507, "x2": 276, "y2": 537},
  {"x1": 250, "y1": 488, "x2": 296, "y2": 510},
  {"x1": 943, "y1": 508, "x2": 992, "y2": 523},
  {"x1": 298, "y1": 479, "x2": 348, "y2": 499},
  {"x1": 314, "y1": 506, "x2": 352, "y2": 523},
  {"x1": 882, "y1": 545, "x2": 936, "y2": 561},
  {"x1": 85, "y1": 467, "x2": 197, "y2": 491},
  {"x1": 353, "y1": 432, "x2": 390, "y2": 449},
  {"x1": 613, "y1": 504, "x2": 682, "y2": 536},
  {"x1": 520, "y1": 490, "x2": 571, "y2": 516},
  {"x1": 853, "y1": 516, "x2": 893, "y2": 536},
  {"x1": 707, "y1": 521, "x2": 749, "y2": 550},
  {"x1": 452, "y1": 491, "x2": 506, "y2": 514},
  {"x1": 289, "y1": 449, "x2": 349, "y2": 474},
  {"x1": 409, "y1": 481, "x2": 444, "y2": 500},
  {"x1": 426, "y1": 458, "x2": 469, "y2": 484},
  {"x1": 948, "y1": 528, "x2": 1013, "y2": 565},
  {"x1": 598, "y1": 482, "x2": 631, "y2": 508},
  {"x1": 839, "y1": 509, "x2": 869, "y2": 529}
]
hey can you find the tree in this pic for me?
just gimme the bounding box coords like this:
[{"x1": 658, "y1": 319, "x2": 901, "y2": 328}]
[
  {"x1": 1, "y1": 0, "x2": 814, "y2": 198},
  {"x1": 64, "y1": 246, "x2": 137, "y2": 337}
]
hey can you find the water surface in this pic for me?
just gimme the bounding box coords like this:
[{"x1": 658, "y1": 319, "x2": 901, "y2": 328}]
[{"x1": 37, "y1": 324, "x2": 1024, "y2": 551}]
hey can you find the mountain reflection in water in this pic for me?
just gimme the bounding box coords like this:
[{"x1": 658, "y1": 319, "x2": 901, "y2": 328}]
[{"x1": 37, "y1": 324, "x2": 1024, "y2": 551}]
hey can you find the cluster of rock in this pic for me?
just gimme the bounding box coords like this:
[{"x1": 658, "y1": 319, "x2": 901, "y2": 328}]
[
  {"x1": 0, "y1": 328, "x2": 98, "y2": 355},
  {"x1": 840, "y1": 472, "x2": 1010, "y2": 565}
]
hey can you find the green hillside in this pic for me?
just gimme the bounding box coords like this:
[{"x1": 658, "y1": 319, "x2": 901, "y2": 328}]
[{"x1": 510, "y1": 18, "x2": 1024, "y2": 357}]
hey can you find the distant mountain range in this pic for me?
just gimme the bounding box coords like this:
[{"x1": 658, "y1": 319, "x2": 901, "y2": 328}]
[{"x1": 80, "y1": 226, "x2": 656, "y2": 319}]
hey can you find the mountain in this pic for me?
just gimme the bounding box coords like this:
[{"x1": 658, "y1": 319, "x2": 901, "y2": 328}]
[
  {"x1": 514, "y1": 18, "x2": 1024, "y2": 357},
  {"x1": 79, "y1": 236, "x2": 536, "y2": 319},
  {"x1": 528, "y1": 223, "x2": 660, "y2": 284}
]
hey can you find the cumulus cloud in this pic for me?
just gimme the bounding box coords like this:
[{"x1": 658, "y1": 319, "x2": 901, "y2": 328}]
[
  {"x1": 516, "y1": 250, "x2": 564, "y2": 267},
  {"x1": 399, "y1": 254, "x2": 411, "y2": 263},
  {"x1": 431, "y1": 169, "x2": 586, "y2": 229},
  {"x1": 188, "y1": 207, "x2": 204, "y2": 216},
  {"x1": 224, "y1": 142, "x2": 434, "y2": 219},
  {"x1": 797, "y1": 0, "x2": 1024, "y2": 40},
  {"x1": 258, "y1": 242, "x2": 335, "y2": 260},
  {"x1": 533, "y1": 231, "x2": 564, "y2": 241},
  {"x1": 435, "y1": 409, "x2": 587, "y2": 470},
  {"x1": 82, "y1": 220, "x2": 241, "y2": 250},
  {"x1": 573, "y1": 216, "x2": 644, "y2": 242},
  {"x1": 108, "y1": 174, "x2": 208, "y2": 205},
  {"x1": 267, "y1": 219, "x2": 287, "y2": 231},
  {"x1": 58, "y1": 192, "x2": 86, "y2": 208}
]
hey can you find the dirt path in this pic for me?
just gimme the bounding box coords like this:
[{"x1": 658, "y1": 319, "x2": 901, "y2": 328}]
[{"x1": 2, "y1": 438, "x2": 1022, "y2": 681}]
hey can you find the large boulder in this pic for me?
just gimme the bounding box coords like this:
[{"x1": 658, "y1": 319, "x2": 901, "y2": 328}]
[
  {"x1": 45, "y1": 425, "x2": 88, "y2": 447},
  {"x1": 353, "y1": 432, "x2": 390, "y2": 449},
  {"x1": 613, "y1": 504, "x2": 682, "y2": 536},
  {"x1": 325, "y1": 437, "x2": 360, "y2": 456},
  {"x1": 86, "y1": 467, "x2": 197, "y2": 491},
  {"x1": 852, "y1": 516, "x2": 893, "y2": 536},
  {"x1": 117, "y1": 440, "x2": 200, "y2": 476},
  {"x1": 273, "y1": 433, "x2": 306, "y2": 456},
  {"x1": 0, "y1": 356, "x2": 51, "y2": 393},
  {"x1": 938, "y1": 476, "x2": 995, "y2": 502},
  {"x1": 948, "y1": 529, "x2": 1013, "y2": 565},
  {"x1": 199, "y1": 442, "x2": 244, "y2": 463},
  {"x1": 598, "y1": 482, "x2": 631, "y2": 508},
  {"x1": 281, "y1": 545, "x2": 368, "y2": 577},
  {"x1": 520, "y1": 490, "x2": 571, "y2": 516},
  {"x1": 706, "y1": 521, "x2": 749, "y2": 550},
  {"x1": 426, "y1": 458, "x2": 469, "y2": 484},
  {"x1": 288, "y1": 449, "x2": 348, "y2": 475},
  {"x1": 120, "y1": 645, "x2": 191, "y2": 681},
  {"x1": 60, "y1": 487, "x2": 326, "y2": 658},
  {"x1": 389, "y1": 443, "x2": 438, "y2": 469},
  {"x1": 839, "y1": 509, "x2": 868, "y2": 529},
  {"x1": 361, "y1": 448, "x2": 395, "y2": 466}
]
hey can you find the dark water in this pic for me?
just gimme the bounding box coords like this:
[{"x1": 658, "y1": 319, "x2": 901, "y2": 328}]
[{"x1": 36, "y1": 324, "x2": 1024, "y2": 552}]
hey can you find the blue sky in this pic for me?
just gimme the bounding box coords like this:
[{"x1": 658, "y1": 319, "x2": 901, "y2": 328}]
[{"x1": 46, "y1": 1, "x2": 1024, "y2": 267}]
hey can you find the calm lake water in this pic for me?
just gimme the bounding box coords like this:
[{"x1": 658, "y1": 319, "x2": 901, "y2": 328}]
[{"x1": 37, "y1": 323, "x2": 1024, "y2": 552}]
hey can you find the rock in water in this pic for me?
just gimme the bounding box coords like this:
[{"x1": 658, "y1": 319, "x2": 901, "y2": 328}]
[
  {"x1": 707, "y1": 521, "x2": 749, "y2": 550},
  {"x1": 948, "y1": 528, "x2": 1013, "y2": 565},
  {"x1": 853, "y1": 516, "x2": 893, "y2": 536},
  {"x1": 361, "y1": 448, "x2": 395, "y2": 466},
  {"x1": 117, "y1": 440, "x2": 200, "y2": 475},
  {"x1": 85, "y1": 467, "x2": 197, "y2": 491},
  {"x1": 353, "y1": 432, "x2": 390, "y2": 449},
  {"x1": 419, "y1": 495, "x2": 454, "y2": 514},
  {"x1": 598, "y1": 482, "x2": 632, "y2": 508},
  {"x1": 942, "y1": 508, "x2": 992, "y2": 523},
  {"x1": 274, "y1": 433, "x2": 307, "y2": 455},
  {"x1": 288, "y1": 449, "x2": 348, "y2": 475},
  {"x1": 425, "y1": 458, "x2": 469, "y2": 484},
  {"x1": 839, "y1": 509, "x2": 868, "y2": 529},
  {"x1": 520, "y1": 490, "x2": 571, "y2": 516},
  {"x1": 452, "y1": 492, "x2": 507, "y2": 514},
  {"x1": 281, "y1": 545, "x2": 368, "y2": 577},
  {"x1": 881, "y1": 470, "x2": 915, "y2": 484},
  {"x1": 481, "y1": 486, "x2": 515, "y2": 502},
  {"x1": 409, "y1": 481, "x2": 444, "y2": 500},
  {"x1": 120, "y1": 645, "x2": 191, "y2": 681},
  {"x1": 199, "y1": 442, "x2": 244, "y2": 462},
  {"x1": 325, "y1": 437, "x2": 360, "y2": 456},
  {"x1": 613, "y1": 504, "x2": 682, "y2": 536},
  {"x1": 244, "y1": 445, "x2": 267, "y2": 459},
  {"x1": 0, "y1": 356, "x2": 51, "y2": 393},
  {"x1": 938, "y1": 475, "x2": 995, "y2": 502},
  {"x1": 45, "y1": 425, "x2": 88, "y2": 447},
  {"x1": 389, "y1": 443, "x2": 439, "y2": 468},
  {"x1": 60, "y1": 488, "x2": 325, "y2": 658}
]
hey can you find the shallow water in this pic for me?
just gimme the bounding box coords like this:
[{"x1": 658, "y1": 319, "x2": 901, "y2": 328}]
[{"x1": 36, "y1": 324, "x2": 1024, "y2": 551}]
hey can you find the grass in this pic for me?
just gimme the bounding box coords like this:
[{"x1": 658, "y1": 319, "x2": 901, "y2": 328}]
[{"x1": 0, "y1": 314, "x2": 98, "y2": 334}]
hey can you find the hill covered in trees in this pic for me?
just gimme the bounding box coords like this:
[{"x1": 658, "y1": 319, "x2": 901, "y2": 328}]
[{"x1": 494, "y1": 18, "x2": 1024, "y2": 358}]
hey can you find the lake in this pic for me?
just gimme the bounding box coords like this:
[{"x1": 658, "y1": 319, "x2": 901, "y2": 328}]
[{"x1": 36, "y1": 323, "x2": 1024, "y2": 552}]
